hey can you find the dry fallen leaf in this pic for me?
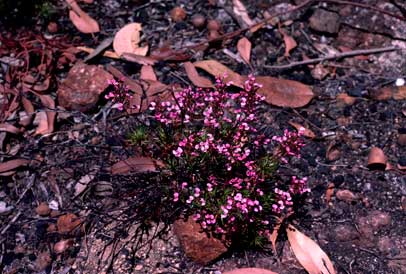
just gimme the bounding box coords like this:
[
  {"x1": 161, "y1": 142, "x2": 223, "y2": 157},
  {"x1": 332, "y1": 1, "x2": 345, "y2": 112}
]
[
  {"x1": 232, "y1": 0, "x2": 256, "y2": 28},
  {"x1": 54, "y1": 239, "x2": 74, "y2": 254},
  {"x1": 279, "y1": 28, "x2": 297, "y2": 57},
  {"x1": 36, "y1": 94, "x2": 56, "y2": 134},
  {"x1": 33, "y1": 111, "x2": 50, "y2": 136},
  {"x1": 237, "y1": 37, "x2": 251, "y2": 65},
  {"x1": 57, "y1": 213, "x2": 82, "y2": 234},
  {"x1": 367, "y1": 147, "x2": 387, "y2": 170},
  {"x1": 336, "y1": 93, "x2": 356, "y2": 107},
  {"x1": 325, "y1": 183, "x2": 335, "y2": 204},
  {"x1": 289, "y1": 121, "x2": 315, "y2": 139},
  {"x1": 326, "y1": 142, "x2": 341, "y2": 162},
  {"x1": 255, "y1": 76, "x2": 314, "y2": 108},
  {"x1": 113, "y1": 23, "x2": 148, "y2": 57},
  {"x1": 140, "y1": 65, "x2": 157, "y2": 81},
  {"x1": 111, "y1": 157, "x2": 164, "y2": 175},
  {"x1": 67, "y1": 0, "x2": 100, "y2": 33},
  {"x1": 0, "y1": 159, "x2": 30, "y2": 173},
  {"x1": 184, "y1": 62, "x2": 213, "y2": 88},
  {"x1": 224, "y1": 268, "x2": 279, "y2": 274},
  {"x1": 287, "y1": 225, "x2": 336, "y2": 274},
  {"x1": 268, "y1": 217, "x2": 283, "y2": 254},
  {"x1": 394, "y1": 86, "x2": 406, "y2": 100},
  {"x1": 0, "y1": 123, "x2": 21, "y2": 134},
  {"x1": 193, "y1": 60, "x2": 245, "y2": 87}
]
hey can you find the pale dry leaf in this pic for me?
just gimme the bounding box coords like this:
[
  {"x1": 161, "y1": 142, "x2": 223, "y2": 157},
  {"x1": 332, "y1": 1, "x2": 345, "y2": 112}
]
[
  {"x1": 325, "y1": 183, "x2": 335, "y2": 204},
  {"x1": 36, "y1": 94, "x2": 56, "y2": 134},
  {"x1": 33, "y1": 112, "x2": 49, "y2": 136},
  {"x1": 287, "y1": 225, "x2": 336, "y2": 274},
  {"x1": 289, "y1": 121, "x2": 315, "y2": 139},
  {"x1": 0, "y1": 159, "x2": 30, "y2": 173},
  {"x1": 67, "y1": 0, "x2": 100, "y2": 33},
  {"x1": 111, "y1": 157, "x2": 164, "y2": 175},
  {"x1": 232, "y1": 0, "x2": 255, "y2": 26},
  {"x1": 237, "y1": 37, "x2": 251, "y2": 64},
  {"x1": 281, "y1": 30, "x2": 297, "y2": 57},
  {"x1": 77, "y1": 46, "x2": 120, "y2": 59},
  {"x1": 255, "y1": 76, "x2": 314, "y2": 108},
  {"x1": 140, "y1": 65, "x2": 157, "y2": 81},
  {"x1": 268, "y1": 217, "x2": 283, "y2": 254},
  {"x1": 193, "y1": 60, "x2": 245, "y2": 88},
  {"x1": 0, "y1": 123, "x2": 21, "y2": 134},
  {"x1": 184, "y1": 62, "x2": 213, "y2": 88},
  {"x1": 113, "y1": 23, "x2": 148, "y2": 56}
]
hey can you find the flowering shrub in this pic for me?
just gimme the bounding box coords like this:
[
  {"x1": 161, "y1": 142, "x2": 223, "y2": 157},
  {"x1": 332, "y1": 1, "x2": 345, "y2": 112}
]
[
  {"x1": 105, "y1": 78, "x2": 133, "y2": 111},
  {"x1": 112, "y1": 75, "x2": 309, "y2": 245}
]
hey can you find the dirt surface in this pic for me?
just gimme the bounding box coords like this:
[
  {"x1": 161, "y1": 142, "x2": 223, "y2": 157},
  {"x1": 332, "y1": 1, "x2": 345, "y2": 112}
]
[{"x1": 1, "y1": 0, "x2": 406, "y2": 273}]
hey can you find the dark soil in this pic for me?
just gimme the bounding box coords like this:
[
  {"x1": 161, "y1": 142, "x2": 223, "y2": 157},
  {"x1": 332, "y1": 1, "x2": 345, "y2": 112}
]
[{"x1": 1, "y1": 0, "x2": 406, "y2": 274}]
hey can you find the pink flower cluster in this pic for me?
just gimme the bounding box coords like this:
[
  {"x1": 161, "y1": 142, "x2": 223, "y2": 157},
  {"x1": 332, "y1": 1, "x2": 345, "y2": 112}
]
[
  {"x1": 148, "y1": 75, "x2": 309, "y2": 239},
  {"x1": 105, "y1": 79, "x2": 133, "y2": 111}
]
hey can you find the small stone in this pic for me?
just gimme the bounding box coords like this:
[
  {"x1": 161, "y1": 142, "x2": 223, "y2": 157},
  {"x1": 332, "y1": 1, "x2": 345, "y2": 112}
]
[
  {"x1": 207, "y1": 20, "x2": 221, "y2": 31},
  {"x1": 35, "y1": 202, "x2": 51, "y2": 216},
  {"x1": 173, "y1": 217, "x2": 227, "y2": 265},
  {"x1": 0, "y1": 201, "x2": 13, "y2": 215},
  {"x1": 333, "y1": 224, "x2": 359, "y2": 241},
  {"x1": 191, "y1": 14, "x2": 206, "y2": 29},
  {"x1": 54, "y1": 239, "x2": 73, "y2": 254},
  {"x1": 47, "y1": 22, "x2": 58, "y2": 33},
  {"x1": 336, "y1": 189, "x2": 357, "y2": 203},
  {"x1": 35, "y1": 251, "x2": 52, "y2": 271},
  {"x1": 170, "y1": 7, "x2": 187, "y2": 22},
  {"x1": 369, "y1": 210, "x2": 391, "y2": 229},
  {"x1": 134, "y1": 264, "x2": 143, "y2": 271},
  {"x1": 309, "y1": 9, "x2": 340, "y2": 34},
  {"x1": 57, "y1": 62, "x2": 113, "y2": 112},
  {"x1": 377, "y1": 236, "x2": 395, "y2": 254}
]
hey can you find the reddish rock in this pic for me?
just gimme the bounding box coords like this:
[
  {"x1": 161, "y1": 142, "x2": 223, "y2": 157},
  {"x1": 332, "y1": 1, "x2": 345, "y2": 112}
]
[
  {"x1": 35, "y1": 251, "x2": 52, "y2": 271},
  {"x1": 309, "y1": 9, "x2": 340, "y2": 34},
  {"x1": 173, "y1": 218, "x2": 228, "y2": 265},
  {"x1": 224, "y1": 268, "x2": 279, "y2": 274},
  {"x1": 336, "y1": 189, "x2": 357, "y2": 203},
  {"x1": 57, "y1": 62, "x2": 113, "y2": 112},
  {"x1": 377, "y1": 236, "x2": 395, "y2": 254},
  {"x1": 35, "y1": 202, "x2": 51, "y2": 216},
  {"x1": 57, "y1": 213, "x2": 82, "y2": 234},
  {"x1": 369, "y1": 210, "x2": 391, "y2": 229},
  {"x1": 333, "y1": 224, "x2": 359, "y2": 242}
]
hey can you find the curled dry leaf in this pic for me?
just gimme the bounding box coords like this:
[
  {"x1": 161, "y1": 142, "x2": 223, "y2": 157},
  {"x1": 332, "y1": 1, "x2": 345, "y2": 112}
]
[
  {"x1": 121, "y1": 52, "x2": 157, "y2": 65},
  {"x1": 33, "y1": 112, "x2": 50, "y2": 136},
  {"x1": 36, "y1": 94, "x2": 56, "y2": 134},
  {"x1": 0, "y1": 159, "x2": 30, "y2": 173},
  {"x1": 184, "y1": 62, "x2": 213, "y2": 88},
  {"x1": 140, "y1": 65, "x2": 157, "y2": 81},
  {"x1": 237, "y1": 37, "x2": 251, "y2": 65},
  {"x1": 193, "y1": 60, "x2": 314, "y2": 108},
  {"x1": 325, "y1": 183, "x2": 335, "y2": 204},
  {"x1": 224, "y1": 268, "x2": 279, "y2": 274},
  {"x1": 268, "y1": 217, "x2": 283, "y2": 254},
  {"x1": 0, "y1": 123, "x2": 21, "y2": 134},
  {"x1": 111, "y1": 157, "x2": 164, "y2": 175},
  {"x1": 193, "y1": 60, "x2": 245, "y2": 87},
  {"x1": 67, "y1": 0, "x2": 100, "y2": 33},
  {"x1": 113, "y1": 23, "x2": 148, "y2": 57},
  {"x1": 287, "y1": 225, "x2": 336, "y2": 274},
  {"x1": 255, "y1": 76, "x2": 313, "y2": 108},
  {"x1": 20, "y1": 97, "x2": 35, "y2": 126},
  {"x1": 280, "y1": 28, "x2": 297, "y2": 57},
  {"x1": 367, "y1": 147, "x2": 387, "y2": 170},
  {"x1": 289, "y1": 121, "x2": 315, "y2": 139}
]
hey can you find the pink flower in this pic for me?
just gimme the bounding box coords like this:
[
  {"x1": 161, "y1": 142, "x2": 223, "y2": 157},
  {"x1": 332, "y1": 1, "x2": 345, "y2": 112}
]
[
  {"x1": 172, "y1": 147, "x2": 183, "y2": 157},
  {"x1": 173, "y1": 192, "x2": 179, "y2": 202}
]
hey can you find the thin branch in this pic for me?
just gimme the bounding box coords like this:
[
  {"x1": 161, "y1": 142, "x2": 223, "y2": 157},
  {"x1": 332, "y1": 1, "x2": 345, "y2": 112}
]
[{"x1": 265, "y1": 46, "x2": 401, "y2": 70}]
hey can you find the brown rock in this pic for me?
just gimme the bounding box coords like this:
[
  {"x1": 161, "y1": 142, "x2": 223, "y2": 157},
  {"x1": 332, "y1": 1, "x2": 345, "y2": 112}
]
[
  {"x1": 336, "y1": 189, "x2": 357, "y2": 203},
  {"x1": 333, "y1": 224, "x2": 359, "y2": 242},
  {"x1": 57, "y1": 62, "x2": 113, "y2": 112},
  {"x1": 35, "y1": 202, "x2": 51, "y2": 216},
  {"x1": 47, "y1": 22, "x2": 58, "y2": 33},
  {"x1": 173, "y1": 218, "x2": 227, "y2": 265},
  {"x1": 191, "y1": 14, "x2": 206, "y2": 29},
  {"x1": 309, "y1": 9, "x2": 340, "y2": 34},
  {"x1": 57, "y1": 213, "x2": 82, "y2": 234},
  {"x1": 377, "y1": 236, "x2": 395, "y2": 254},
  {"x1": 369, "y1": 210, "x2": 391, "y2": 229},
  {"x1": 35, "y1": 251, "x2": 52, "y2": 271}
]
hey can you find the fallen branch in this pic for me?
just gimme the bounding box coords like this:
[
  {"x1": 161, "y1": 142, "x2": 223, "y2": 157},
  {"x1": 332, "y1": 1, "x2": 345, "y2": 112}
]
[{"x1": 265, "y1": 46, "x2": 402, "y2": 70}]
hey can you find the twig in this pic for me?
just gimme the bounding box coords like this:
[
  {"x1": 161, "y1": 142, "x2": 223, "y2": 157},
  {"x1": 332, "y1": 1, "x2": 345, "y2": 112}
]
[
  {"x1": 321, "y1": 0, "x2": 406, "y2": 22},
  {"x1": 265, "y1": 46, "x2": 401, "y2": 70},
  {"x1": 1, "y1": 211, "x2": 22, "y2": 235}
]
